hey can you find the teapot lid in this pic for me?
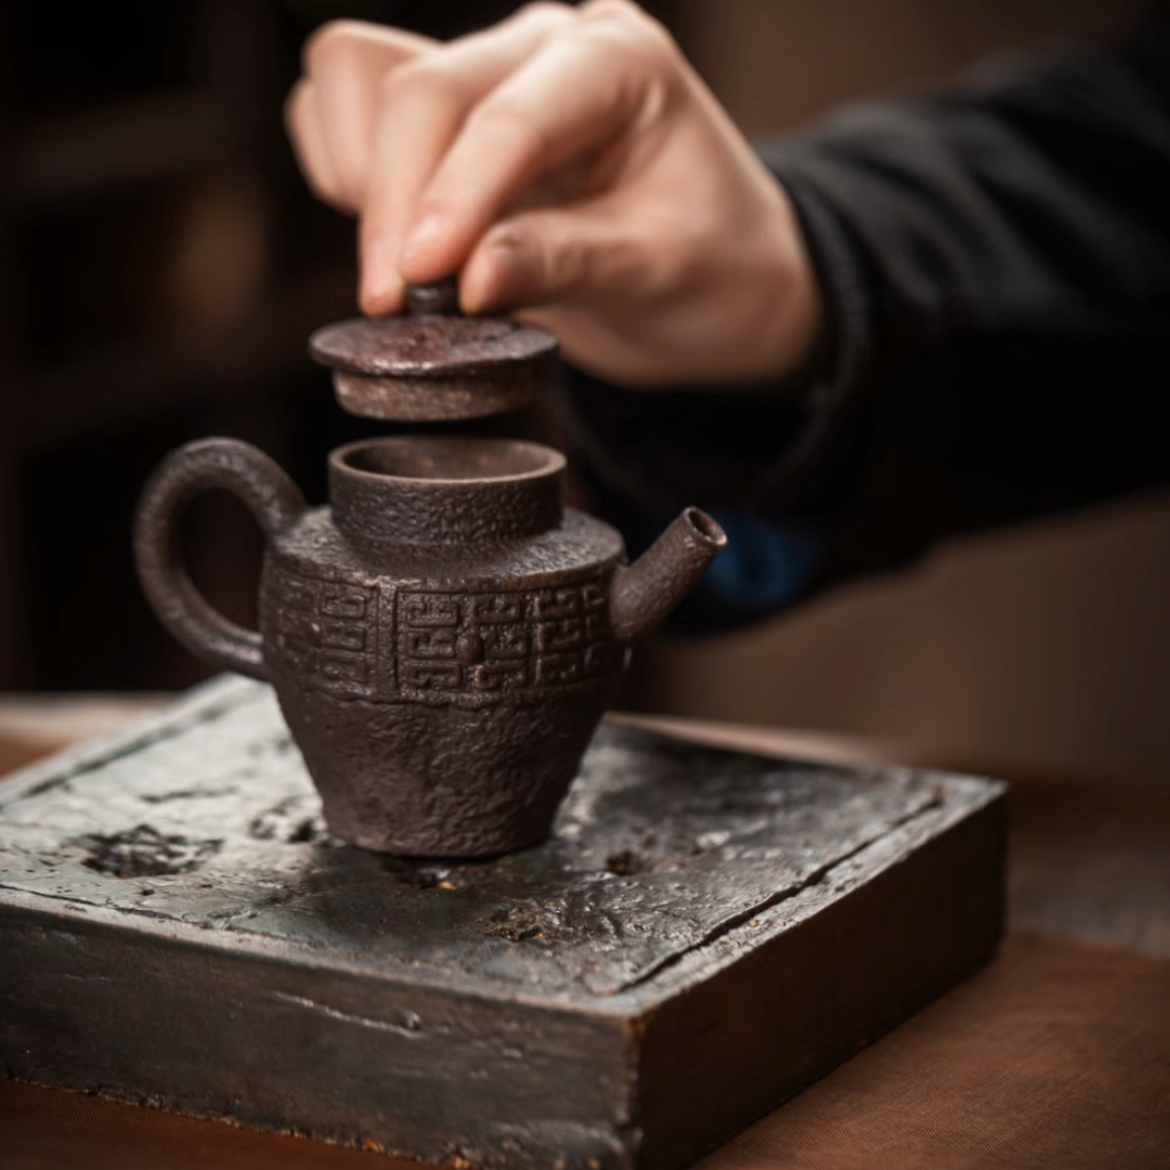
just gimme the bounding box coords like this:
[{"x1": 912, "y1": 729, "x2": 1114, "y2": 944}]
[{"x1": 309, "y1": 280, "x2": 557, "y2": 422}]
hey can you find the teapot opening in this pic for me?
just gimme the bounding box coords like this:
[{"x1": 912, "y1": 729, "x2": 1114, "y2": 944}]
[
  {"x1": 340, "y1": 436, "x2": 563, "y2": 484},
  {"x1": 329, "y1": 436, "x2": 567, "y2": 544}
]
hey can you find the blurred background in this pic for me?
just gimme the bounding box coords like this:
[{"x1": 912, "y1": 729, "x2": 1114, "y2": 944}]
[{"x1": 2, "y1": 0, "x2": 1165, "y2": 786}]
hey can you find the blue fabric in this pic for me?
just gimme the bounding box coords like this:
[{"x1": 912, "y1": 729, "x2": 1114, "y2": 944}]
[{"x1": 701, "y1": 509, "x2": 826, "y2": 618}]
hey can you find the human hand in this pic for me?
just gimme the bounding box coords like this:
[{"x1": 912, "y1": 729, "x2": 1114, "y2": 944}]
[{"x1": 286, "y1": 1, "x2": 821, "y2": 387}]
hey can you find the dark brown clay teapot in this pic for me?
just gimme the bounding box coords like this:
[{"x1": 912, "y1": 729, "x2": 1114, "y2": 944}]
[{"x1": 134, "y1": 432, "x2": 726, "y2": 857}]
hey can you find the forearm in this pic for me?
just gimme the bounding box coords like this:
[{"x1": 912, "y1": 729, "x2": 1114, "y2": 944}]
[
  {"x1": 768, "y1": 9, "x2": 1170, "y2": 373},
  {"x1": 570, "y1": 7, "x2": 1170, "y2": 627}
]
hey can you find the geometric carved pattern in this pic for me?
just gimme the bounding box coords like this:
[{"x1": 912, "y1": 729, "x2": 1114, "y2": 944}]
[
  {"x1": 271, "y1": 571, "x2": 616, "y2": 703},
  {"x1": 271, "y1": 573, "x2": 378, "y2": 697},
  {"x1": 398, "y1": 579, "x2": 614, "y2": 697}
]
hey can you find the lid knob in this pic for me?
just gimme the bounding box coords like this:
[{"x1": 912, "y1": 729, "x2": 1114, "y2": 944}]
[{"x1": 405, "y1": 278, "x2": 460, "y2": 316}]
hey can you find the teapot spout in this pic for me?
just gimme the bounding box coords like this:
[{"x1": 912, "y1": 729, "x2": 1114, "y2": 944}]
[{"x1": 610, "y1": 508, "x2": 728, "y2": 643}]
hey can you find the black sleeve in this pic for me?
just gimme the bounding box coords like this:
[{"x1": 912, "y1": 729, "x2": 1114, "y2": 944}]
[{"x1": 564, "y1": 4, "x2": 1170, "y2": 629}]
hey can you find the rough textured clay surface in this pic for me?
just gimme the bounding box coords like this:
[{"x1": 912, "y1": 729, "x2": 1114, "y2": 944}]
[
  {"x1": 134, "y1": 434, "x2": 726, "y2": 856},
  {"x1": 308, "y1": 281, "x2": 558, "y2": 422},
  {"x1": 310, "y1": 314, "x2": 556, "y2": 378},
  {"x1": 0, "y1": 677, "x2": 1007, "y2": 1168}
]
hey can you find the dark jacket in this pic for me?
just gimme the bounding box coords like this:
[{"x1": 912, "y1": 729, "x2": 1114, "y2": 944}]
[{"x1": 567, "y1": 4, "x2": 1170, "y2": 630}]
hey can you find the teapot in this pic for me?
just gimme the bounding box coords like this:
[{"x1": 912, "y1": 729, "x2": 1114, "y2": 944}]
[{"x1": 134, "y1": 296, "x2": 726, "y2": 857}]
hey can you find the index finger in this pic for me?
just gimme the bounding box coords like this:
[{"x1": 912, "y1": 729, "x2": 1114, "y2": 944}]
[
  {"x1": 358, "y1": 3, "x2": 575, "y2": 314},
  {"x1": 300, "y1": 21, "x2": 437, "y2": 209},
  {"x1": 397, "y1": 22, "x2": 669, "y2": 285}
]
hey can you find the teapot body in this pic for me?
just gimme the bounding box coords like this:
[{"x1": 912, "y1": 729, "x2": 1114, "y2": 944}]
[
  {"x1": 135, "y1": 434, "x2": 725, "y2": 857},
  {"x1": 260, "y1": 500, "x2": 625, "y2": 855}
]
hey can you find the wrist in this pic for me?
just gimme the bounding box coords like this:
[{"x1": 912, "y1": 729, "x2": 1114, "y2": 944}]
[{"x1": 751, "y1": 182, "x2": 824, "y2": 382}]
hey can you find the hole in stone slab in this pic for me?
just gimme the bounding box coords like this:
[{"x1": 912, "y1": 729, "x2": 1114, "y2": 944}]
[
  {"x1": 76, "y1": 826, "x2": 222, "y2": 878},
  {"x1": 482, "y1": 903, "x2": 567, "y2": 943},
  {"x1": 380, "y1": 858, "x2": 451, "y2": 890},
  {"x1": 287, "y1": 818, "x2": 320, "y2": 843},
  {"x1": 248, "y1": 795, "x2": 328, "y2": 844},
  {"x1": 606, "y1": 849, "x2": 645, "y2": 876}
]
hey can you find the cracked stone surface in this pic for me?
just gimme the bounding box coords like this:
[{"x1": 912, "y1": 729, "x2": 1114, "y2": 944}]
[
  {"x1": 0, "y1": 677, "x2": 994, "y2": 1004},
  {"x1": 0, "y1": 676, "x2": 1006, "y2": 1169}
]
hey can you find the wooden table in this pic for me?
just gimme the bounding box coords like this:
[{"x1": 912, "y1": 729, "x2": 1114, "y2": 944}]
[{"x1": 1, "y1": 699, "x2": 1167, "y2": 1170}]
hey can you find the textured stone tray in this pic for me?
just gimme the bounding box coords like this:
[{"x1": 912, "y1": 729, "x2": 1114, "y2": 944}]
[{"x1": 0, "y1": 677, "x2": 1005, "y2": 1169}]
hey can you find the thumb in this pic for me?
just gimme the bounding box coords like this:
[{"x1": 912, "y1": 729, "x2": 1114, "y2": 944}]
[{"x1": 460, "y1": 203, "x2": 637, "y2": 314}]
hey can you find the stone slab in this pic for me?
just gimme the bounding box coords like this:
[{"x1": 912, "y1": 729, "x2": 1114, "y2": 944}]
[{"x1": 0, "y1": 676, "x2": 1006, "y2": 1169}]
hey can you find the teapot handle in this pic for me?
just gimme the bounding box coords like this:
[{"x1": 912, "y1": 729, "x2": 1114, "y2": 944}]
[{"x1": 133, "y1": 438, "x2": 307, "y2": 682}]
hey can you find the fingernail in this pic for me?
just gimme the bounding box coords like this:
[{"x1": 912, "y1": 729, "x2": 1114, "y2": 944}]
[
  {"x1": 362, "y1": 278, "x2": 405, "y2": 316},
  {"x1": 360, "y1": 271, "x2": 403, "y2": 316},
  {"x1": 360, "y1": 236, "x2": 403, "y2": 314},
  {"x1": 461, "y1": 236, "x2": 511, "y2": 314}
]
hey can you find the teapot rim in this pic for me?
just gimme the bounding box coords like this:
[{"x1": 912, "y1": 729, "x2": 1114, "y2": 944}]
[
  {"x1": 330, "y1": 435, "x2": 566, "y2": 489},
  {"x1": 328, "y1": 436, "x2": 567, "y2": 545}
]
